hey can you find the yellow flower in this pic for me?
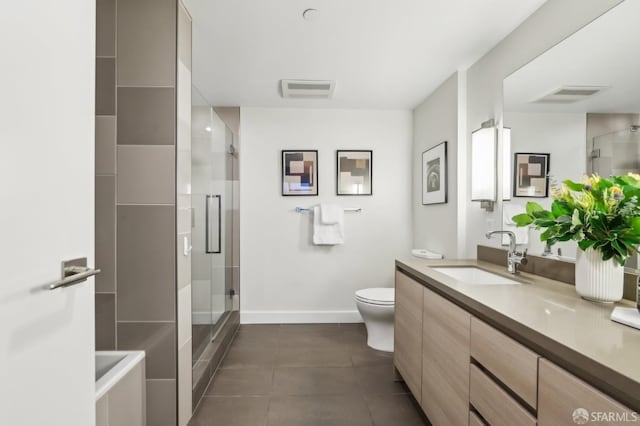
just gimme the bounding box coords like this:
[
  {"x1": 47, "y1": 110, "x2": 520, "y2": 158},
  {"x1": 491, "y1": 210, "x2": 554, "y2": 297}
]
[
  {"x1": 551, "y1": 184, "x2": 571, "y2": 201},
  {"x1": 583, "y1": 174, "x2": 601, "y2": 190},
  {"x1": 575, "y1": 191, "x2": 595, "y2": 211}
]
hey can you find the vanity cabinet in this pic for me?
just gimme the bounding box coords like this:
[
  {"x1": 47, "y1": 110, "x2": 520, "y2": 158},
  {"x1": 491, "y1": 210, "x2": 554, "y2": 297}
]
[
  {"x1": 538, "y1": 359, "x2": 635, "y2": 426},
  {"x1": 422, "y1": 286, "x2": 470, "y2": 426},
  {"x1": 470, "y1": 318, "x2": 539, "y2": 409},
  {"x1": 394, "y1": 270, "x2": 424, "y2": 399}
]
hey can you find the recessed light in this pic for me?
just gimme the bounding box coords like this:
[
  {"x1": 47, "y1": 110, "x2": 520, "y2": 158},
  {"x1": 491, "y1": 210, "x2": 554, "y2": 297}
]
[
  {"x1": 302, "y1": 8, "x2": 319, "y2": 22},
  {"x1": 205, "y1": 126, "x2": 212, "y2": 132}
]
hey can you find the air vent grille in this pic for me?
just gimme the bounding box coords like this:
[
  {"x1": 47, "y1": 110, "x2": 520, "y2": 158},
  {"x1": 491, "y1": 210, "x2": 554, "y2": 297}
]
[
  {"x1": 533, "y1": 85, "x2": 609, "y2": 104},
  {"x1": 281, "y1": 79, "x2": 335, "y2": 99}
]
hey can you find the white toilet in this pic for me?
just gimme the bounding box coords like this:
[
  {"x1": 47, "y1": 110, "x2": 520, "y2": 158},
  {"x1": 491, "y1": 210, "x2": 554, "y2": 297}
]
[{"x1": 354, "y1": 288, "x2": 395, "y2": 352}]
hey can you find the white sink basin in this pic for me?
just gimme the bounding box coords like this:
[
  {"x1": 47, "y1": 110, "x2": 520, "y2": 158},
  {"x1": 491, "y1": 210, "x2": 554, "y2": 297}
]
[{"x1": 432, "y1": 267, "x2": 520, "y2": 285}]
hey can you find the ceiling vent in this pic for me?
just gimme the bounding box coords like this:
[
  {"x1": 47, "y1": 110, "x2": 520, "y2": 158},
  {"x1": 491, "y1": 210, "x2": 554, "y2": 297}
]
[
  {"x1": 532, "y1": 86, "x2": 609, "y2": 104},
  {"x1": 281, "y1": 80, "x2": 335, "y2": 99}
]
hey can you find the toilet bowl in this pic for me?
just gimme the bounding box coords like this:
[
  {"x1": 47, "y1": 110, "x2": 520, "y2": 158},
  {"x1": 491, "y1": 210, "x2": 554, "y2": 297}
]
[{"x1": 354, "y1": 288, "x2": 395, "y2": 352}]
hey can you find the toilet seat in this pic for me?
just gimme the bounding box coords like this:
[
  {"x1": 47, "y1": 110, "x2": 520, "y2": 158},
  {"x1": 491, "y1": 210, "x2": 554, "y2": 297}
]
[{"x1": 355, "y1": 288, "x2": 394, "y2": 306}]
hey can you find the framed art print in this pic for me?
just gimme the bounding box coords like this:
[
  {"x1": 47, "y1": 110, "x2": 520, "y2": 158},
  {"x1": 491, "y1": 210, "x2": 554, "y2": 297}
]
[
  {"x1": 514, "y1": 153, "x2": 550, "y2": 197},
  {"x1": 422, "y1": 142, "x2": 447, "y2": 205},
  {"x1": 336, "y1": 150, "x2": 372, "y2": 195},
  {"x1": 282, "y1": 150, "x2": 318, "y2": 196}
]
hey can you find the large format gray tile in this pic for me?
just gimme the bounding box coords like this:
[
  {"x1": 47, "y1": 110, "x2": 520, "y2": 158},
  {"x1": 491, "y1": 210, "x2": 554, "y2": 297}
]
[
  {"x1": 364, "y1": 394, "x2": 428, "y2": 426},
  {"x1": 146, "y1": 379, "x2": 177, "y2": 426},
  {"x1": 95, "y1": 175, "x2": 115, "y2": 293},
  {"x1": 267, "y1": 395, "x2": 373, "y2": 426},
  {"x1": 276, "y1": 347, "x2": 352, "y2": 368},
  {"x1": 96, "y1": 116, "x2": 116, "y2": 175},
  {"x1": 95, "y1": 293, "x2": 115, "y2": 350},
  {"x1": 116, "y1": 146, "x2": 175, "y2": 204},
  {"x1": 272, "y1": 367, "x2": 359, "y2": 396},
  {"x1": 117, "y1": 87, "x2": 175, "y2": 145},
  {"x1": 221, "y1": 345, "x2": 277, "y2": 369},
  {"x1": 117, "y1": 322, "x2": 176, "y2": 379},
  {"x1": 96, "y1": 0, "x2": 115, "y2": 57},
  {"x1": 191, "y1": 396, "x2": 269, "y2": 426},
  {"x1": 96, "y1": 58, "x2": 115, "y2": 115},
  {"x1": 354, "y1": 366, "x2": 408, "y2": 396},
  {"x1": 117, "y1": 0, "x2": 176, "y2": 86},
  {"x1": 117, "y1": 205, "x2": 175, "y2": 321},
  {"x1": 205, "y1": 368, "x2": 273, "y2": 396}
]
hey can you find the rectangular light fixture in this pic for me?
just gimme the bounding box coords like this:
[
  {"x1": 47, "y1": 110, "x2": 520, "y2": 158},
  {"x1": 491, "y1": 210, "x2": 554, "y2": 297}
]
[
  {"x1": 471, "y1": 120, "x2": 497, "y2": 211},
  {"x1": 502, "y1": 127, "x2": 512, "y2": 201}
]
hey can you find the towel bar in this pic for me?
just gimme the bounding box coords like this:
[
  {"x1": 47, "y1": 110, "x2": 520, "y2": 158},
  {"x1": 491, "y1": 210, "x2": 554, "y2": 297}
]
[{"x1": 295, "y1": 207, "x2": 362, "y2": 213}]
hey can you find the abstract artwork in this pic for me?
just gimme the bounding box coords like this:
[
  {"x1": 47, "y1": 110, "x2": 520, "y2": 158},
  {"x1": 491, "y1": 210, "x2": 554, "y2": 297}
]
[
  {"x1": 282, "y1": 150, "x2": 318, "y2": 196},
  {"x1": 422, "y1": 142, "x2": 447, "y2": 205},
  {"x1": 336, "y1": 150, "x2": 372, "y2": 195},
  {"x1": 514, "y1": 153, "x2": 550, "y2": 197}
]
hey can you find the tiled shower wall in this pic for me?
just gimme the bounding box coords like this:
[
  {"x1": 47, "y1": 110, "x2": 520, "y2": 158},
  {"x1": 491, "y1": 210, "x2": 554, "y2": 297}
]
[{"x1": 94, "y1": 0, "x2": 191, "y2": 425}]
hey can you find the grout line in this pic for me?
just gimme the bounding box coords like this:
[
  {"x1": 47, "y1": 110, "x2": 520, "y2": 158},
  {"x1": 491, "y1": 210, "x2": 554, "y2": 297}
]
[{"x1": 117, "y1": 85, "x2": 176, "y2": 89}]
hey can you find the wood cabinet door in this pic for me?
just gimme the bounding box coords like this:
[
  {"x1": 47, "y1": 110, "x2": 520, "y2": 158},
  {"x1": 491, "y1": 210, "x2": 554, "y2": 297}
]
[
  {"x1": 394, "y1": 271, "x2": 424, "y2": 399},
  {"x1": 422, "y1": 286, "x2": 471, "y2": 425},
  {"x1": 539, "y1": 359, "x2": 636, "y2": 426}
]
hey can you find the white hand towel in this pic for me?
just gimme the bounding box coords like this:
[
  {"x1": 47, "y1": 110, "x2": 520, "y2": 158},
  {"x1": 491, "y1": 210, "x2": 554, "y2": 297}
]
[
  {"x1": 503, "y1": 204, "x2": 529, "y2": 245},
  {"x1": 313, "y1": 206, "x2": 344, "y2": 245},
  {"x1": 320, "y1": 204, "x2": 342, "y2": 224}
]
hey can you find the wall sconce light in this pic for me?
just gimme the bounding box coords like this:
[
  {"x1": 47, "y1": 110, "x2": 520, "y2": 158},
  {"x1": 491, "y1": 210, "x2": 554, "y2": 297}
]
[
  {"x1": 502, "y1": 127, "x2": 512, "y2": 201},
  {"x1": 471, "y1": 119, "x2": 497, "y2": 212}
]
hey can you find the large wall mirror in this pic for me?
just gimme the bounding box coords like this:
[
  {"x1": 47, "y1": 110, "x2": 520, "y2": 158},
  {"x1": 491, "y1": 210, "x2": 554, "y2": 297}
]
[{"x1": 501, "y1": 0, "x2": 640, "y2": 267}]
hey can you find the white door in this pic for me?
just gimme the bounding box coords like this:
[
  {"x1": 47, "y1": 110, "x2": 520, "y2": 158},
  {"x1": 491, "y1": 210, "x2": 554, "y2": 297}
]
[{"x1": 0, "y1": 1, "x2": 96, "y2": 426}]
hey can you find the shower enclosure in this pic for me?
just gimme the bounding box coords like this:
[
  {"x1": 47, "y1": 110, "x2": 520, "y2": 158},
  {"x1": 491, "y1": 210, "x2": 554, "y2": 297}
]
[
  {"x1": 591, "y1": 124, "x2": 640, "y2": 268},
  {"x1": 191, "y1": 89, "x2": 240, "y2": 404}
]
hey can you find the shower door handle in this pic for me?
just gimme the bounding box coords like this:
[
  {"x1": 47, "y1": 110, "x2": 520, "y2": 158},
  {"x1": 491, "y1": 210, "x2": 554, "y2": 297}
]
[{"x1": 206, "y1": 195, "x2": 221, "y2": 254}]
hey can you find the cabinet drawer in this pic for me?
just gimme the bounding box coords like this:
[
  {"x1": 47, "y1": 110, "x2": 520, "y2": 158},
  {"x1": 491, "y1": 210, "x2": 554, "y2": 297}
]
[
  {"x1": 470, "y1": 318, "x2": 538, "y2": 408},
  {"x1": 539, "y1": 359, "x2": 635, "y2": 426},
  {"x1": 469, "y1": 411, "x2": 486, "y2": 426},
  {"x1": 470, "y1": 364, "x2": 537, "y2": 426}
]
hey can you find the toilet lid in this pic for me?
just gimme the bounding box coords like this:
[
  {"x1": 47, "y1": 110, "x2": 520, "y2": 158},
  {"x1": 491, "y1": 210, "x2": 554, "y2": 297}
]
[{"x1": 355, "y1": 288, "x2": 394, "y2": 305}]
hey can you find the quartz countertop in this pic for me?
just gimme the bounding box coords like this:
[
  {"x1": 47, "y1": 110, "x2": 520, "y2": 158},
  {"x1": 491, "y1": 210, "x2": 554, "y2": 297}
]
[{"x1": 396, "y1": 257, "x2": 640, "y2": 410}]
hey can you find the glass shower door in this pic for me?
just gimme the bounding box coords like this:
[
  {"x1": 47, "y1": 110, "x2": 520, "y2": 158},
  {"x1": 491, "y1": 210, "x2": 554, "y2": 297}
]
[{"x1": 191, "y1": 102, "x2": 235, "y2": 366}]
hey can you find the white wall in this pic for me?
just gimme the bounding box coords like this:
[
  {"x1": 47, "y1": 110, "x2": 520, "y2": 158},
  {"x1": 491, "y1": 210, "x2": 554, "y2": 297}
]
[
  {"x1": 240, "y1": 108, "x2": 412, "y2": 323},
  {"x1": 504, "y1": 112, "x2": 587, "y2": 258},
  {"x1": 462, "y1": 0, "x2": 622, "y2": 257},
  {"x1": 413, "y1": 73, "x2": 459, "y2": 258}
]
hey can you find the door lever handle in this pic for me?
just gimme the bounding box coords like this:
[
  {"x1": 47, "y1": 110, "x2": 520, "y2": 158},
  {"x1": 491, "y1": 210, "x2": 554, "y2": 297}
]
[{"x1": 49, "y1": 257, "x2": 101, "y2": 290}]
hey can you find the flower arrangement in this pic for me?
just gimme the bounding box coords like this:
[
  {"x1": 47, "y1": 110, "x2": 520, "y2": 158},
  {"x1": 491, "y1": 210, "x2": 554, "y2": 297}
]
[{"x1": 512, "y1": 173, "x2": 640, "y2": 266}]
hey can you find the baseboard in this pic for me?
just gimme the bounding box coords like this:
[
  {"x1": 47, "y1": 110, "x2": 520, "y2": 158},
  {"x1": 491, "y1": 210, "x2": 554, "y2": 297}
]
[{"x1": 240, "y1": 310, "x2": 363, "y2": 324}]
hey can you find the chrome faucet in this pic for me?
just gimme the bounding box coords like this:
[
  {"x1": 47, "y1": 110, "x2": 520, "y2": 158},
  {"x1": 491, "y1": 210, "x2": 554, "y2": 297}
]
[{"x1": 485, "y1": 230, "x2": 528, "y2": 274}]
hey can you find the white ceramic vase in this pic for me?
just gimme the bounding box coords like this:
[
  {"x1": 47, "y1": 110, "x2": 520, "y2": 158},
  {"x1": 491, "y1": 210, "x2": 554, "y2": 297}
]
[{"x1": 575, "y1": 247, "x2": 624, "y2": 303}]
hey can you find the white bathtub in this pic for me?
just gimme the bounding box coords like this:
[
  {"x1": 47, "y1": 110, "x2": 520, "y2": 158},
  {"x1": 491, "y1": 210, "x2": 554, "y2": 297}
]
[{"x1": 96, "y1": 351, "x2": 146, "y2": 426}]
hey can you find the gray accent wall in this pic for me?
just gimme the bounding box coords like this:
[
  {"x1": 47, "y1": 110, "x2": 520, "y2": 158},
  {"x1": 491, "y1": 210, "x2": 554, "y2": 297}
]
[{"x1": 94, "y1": 0, "x2": 191, "y2": 425}]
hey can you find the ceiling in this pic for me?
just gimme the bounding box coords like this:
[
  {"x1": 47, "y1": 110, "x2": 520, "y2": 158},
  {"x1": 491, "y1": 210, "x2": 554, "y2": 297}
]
[
  {"x1": 504, "y1": 1, "x2": 640, "y2": 114},
  {"x1": 183, "y1": 0, "x2": 547, "y2": 109}
]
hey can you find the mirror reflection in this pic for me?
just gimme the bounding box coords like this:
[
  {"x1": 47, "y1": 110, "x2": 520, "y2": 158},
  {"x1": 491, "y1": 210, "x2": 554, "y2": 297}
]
[{"x1": 502, "y1": 2, "x2": 640, "y2": 264}]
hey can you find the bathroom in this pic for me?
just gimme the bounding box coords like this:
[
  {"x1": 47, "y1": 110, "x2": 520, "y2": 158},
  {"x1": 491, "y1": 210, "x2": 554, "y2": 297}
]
[{"x1": 2, "y1": 0, "x2": 640, "y2": 425}]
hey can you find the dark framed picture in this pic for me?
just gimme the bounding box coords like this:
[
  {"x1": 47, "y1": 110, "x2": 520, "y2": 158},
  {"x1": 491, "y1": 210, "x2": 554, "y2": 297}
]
[
  {"x1": 336, "y1": 150, "x2": 372, "y2": 195},
  {"x1": 513, "y1": 153, "x2": 550, "y2": 197},
  {"x1": 422, "y1": 142, "x2": 447, "y2": 205},
  {"x1": 282, "y1": 150, "x2": 318, "y2": 196}
]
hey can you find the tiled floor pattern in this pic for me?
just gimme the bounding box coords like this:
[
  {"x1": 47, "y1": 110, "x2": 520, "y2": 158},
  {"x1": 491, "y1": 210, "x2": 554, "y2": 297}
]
[{"x1": 189, "y1": 323, "x2": 429, "y2": 426}]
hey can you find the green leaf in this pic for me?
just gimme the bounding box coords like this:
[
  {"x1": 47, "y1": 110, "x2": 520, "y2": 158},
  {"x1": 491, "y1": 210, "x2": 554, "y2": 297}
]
[
  {"x1": 571, "y1": 209, "x2": 582, "y2": 226},
  {"x1": 563, "y1": 180, "x2": 585, "y2": 191},
  {"x1": 512, "y1": 214, "x2": 534, "y2": 227},
  {"x1": 532, "y1": 210, "x2": 554, "y2": 220},
  {"x1": 551, "y1": 201, "x2": 572, "y2": 218},
  {"x1": 578, "y1": 240, "x2": 596, "y2": 251},
  {"x1": 526, "y1": 202, "x2": 544, "y2": 215}
]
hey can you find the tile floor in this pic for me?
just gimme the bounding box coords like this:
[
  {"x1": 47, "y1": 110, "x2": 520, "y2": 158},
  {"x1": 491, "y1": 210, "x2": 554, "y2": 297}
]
[{"x1": 189, "y1": 323, "x2": 429, "y2": 426}]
